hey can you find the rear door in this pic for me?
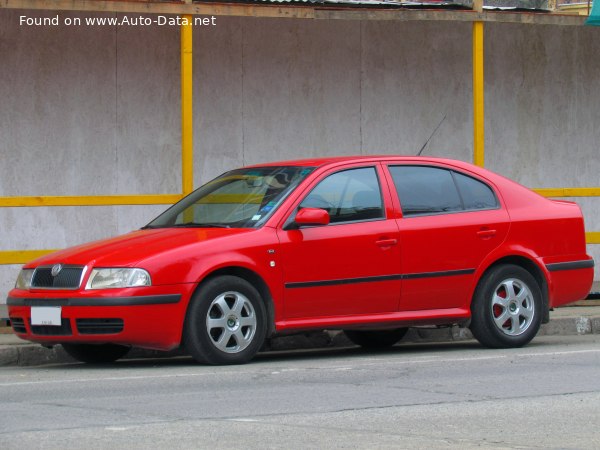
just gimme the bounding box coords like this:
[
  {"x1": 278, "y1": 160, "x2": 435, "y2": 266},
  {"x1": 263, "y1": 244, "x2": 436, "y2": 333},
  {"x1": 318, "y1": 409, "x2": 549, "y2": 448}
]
[
  {"x1": 277, "y1": 164, "x2": 402, "y2": 319},
  {"x1": 385, "y1": 164, "x2": 510, "y2": 312}
]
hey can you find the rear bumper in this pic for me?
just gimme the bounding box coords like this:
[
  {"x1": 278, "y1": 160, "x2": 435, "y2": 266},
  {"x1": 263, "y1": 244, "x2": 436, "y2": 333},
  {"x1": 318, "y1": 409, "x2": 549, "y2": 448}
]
[
  {"x1": 543, "y1": 257, "x2": 595, "y2": 308},
  {"x1": 6, "y1": 285, "x2": 195, "y2": 351}
]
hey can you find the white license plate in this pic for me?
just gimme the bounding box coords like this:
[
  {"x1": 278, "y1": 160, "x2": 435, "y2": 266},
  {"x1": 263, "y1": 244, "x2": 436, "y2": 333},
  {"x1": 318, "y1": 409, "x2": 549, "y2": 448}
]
[{"x1": 31, "y1": 307, "x2": 62, "y2": 326}]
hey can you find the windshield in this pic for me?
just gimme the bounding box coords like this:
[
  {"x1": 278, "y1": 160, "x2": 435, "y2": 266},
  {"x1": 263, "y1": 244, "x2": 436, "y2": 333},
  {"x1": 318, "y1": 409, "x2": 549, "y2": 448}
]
[{"x1": 145, "y1": 166, "x2": 314, "y2": 229}]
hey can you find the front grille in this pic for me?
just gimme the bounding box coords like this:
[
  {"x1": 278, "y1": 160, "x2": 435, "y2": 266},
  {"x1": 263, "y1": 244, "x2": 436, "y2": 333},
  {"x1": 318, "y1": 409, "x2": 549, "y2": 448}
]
[
  {"x1": 10, "y1": 317, "x2": 27, "y2": 334},
  {"x1": 76, "y1": 318, "x2": 124, "y2": 335},
  {"x1": 31, "y1": 266, "x2": 84, "y2": 289},
  {"x1": 29, "y1": 318, "x2": 72, "y2": 336}
]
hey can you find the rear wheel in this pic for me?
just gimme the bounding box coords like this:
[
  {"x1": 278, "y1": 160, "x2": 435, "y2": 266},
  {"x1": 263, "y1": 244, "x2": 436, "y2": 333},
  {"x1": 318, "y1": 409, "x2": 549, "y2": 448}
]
[
  {"x1": 344, "y1": 328, "x2": 408, "y2": 349},
  {"x1": 184, "y1": 276, "x2": 267, "y2": 365},
  {"x1": 61, "y1": 343, "x2": 130, "y2": 363},
  {"x1": 470, "y1": 264, "x2": 542, "y2": 348}
]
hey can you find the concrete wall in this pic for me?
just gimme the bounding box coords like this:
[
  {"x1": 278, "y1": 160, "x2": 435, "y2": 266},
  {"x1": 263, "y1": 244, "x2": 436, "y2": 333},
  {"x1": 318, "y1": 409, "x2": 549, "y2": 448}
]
[{"x1": 0, "y1": 10, "x2": 598, "y2": 300}]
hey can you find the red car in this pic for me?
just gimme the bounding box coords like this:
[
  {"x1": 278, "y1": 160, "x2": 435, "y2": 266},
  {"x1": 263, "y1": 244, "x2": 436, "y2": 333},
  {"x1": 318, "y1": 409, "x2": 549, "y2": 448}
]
[{"x1": 7, "y1": 156, "x2": 594, "y2": 364}]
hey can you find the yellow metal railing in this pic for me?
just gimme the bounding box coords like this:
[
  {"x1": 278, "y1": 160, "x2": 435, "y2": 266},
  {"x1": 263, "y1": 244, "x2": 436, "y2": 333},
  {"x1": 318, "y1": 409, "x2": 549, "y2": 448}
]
[
  {"x1": 181, "y1": 14, "x2": 194, "y2": 197},
  {"x1": 533, "y1": 188, "x2": 600, "y2": 197},
  {"x1": 0, "y1": 17, "x2": 598, "y2": 268},
  {"x1": 0, "y1": 194, "x2": 182, "y2": 208},
  {"x1": 0, "y1": 250, "x2": 59, "y2": 265},
  {"x1": 473, "y1": 21, "x2": 485, "y2": 168}
]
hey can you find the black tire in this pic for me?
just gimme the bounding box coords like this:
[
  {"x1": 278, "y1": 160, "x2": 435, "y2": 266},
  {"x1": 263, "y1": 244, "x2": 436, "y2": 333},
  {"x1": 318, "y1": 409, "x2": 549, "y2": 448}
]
[
  {"x1": 344, "y1": 328, "x2": 408, "y2": 349},
  {"x1": 184, "y1": 275, "x2": 267, "y2": 365},
  {"x1": 61, "y1": 343, "x2": 130, "y2": 363},
  {"x1": 470, "y1": 264, "x2": 543, "y2": 348}
]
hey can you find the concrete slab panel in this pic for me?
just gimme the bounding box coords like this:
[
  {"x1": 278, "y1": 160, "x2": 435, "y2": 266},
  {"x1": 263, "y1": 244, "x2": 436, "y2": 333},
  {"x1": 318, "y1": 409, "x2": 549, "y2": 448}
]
[
  {"x1": 361, "y1": 21, "x2": 472, "y2": 161},
  {"x1": 0, "y1": 10, "x2": 118, "y2": 196},
  {"x1": 0, "y1": 206, "x2": 118, "y2": 250},
  {"x1": 572, "y1": 26, "x2": 600, "y2": 190},
  {"x1": 115, "y1": 15, "x2": 181, "y2": 195},
  {"x1": 485, "y1": 23, "x2": 600, "y2": 188},
  {"x1": 241, "y1": 18, "x2": 362, "y2": 165},
  {"x1": 193, "y1": 17, "x2": 244, "y2": 185}
]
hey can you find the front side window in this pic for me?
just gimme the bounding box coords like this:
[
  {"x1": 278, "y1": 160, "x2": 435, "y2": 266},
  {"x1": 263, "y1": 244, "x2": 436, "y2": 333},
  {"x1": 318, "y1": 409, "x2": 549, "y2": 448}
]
[
  {"x1": 299, "y1": 167, "x2": 384, "y2": 224},
  {"x1": 146, "y1": 166, "x2": 314, "y2": 229},
  {"x1": 389, "y1": 165, "x2": 498, "y2": 217}
]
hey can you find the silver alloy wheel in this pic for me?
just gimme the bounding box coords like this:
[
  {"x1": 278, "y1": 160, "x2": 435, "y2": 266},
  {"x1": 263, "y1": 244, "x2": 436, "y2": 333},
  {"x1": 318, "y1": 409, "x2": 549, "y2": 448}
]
[
  {"x1": 491, "y1": 278, "x2": 535, "y2": 336},
  {"x1": 206, "y1": 291, "x2": 257, "y2": 354}
]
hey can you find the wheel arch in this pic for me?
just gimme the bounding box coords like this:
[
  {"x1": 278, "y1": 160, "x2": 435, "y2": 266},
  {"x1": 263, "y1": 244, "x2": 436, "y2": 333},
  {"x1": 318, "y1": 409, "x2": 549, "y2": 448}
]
[
  {"x1": 475, "y1": 255, "x2": 550, "y2": 324},
  {"x1": 191, "y1": 266, "x2": 277, "y2": 337}
]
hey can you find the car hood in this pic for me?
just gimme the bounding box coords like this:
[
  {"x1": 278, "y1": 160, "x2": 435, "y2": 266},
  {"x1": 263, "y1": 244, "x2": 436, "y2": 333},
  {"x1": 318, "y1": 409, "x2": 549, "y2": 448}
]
[{"x1": 26, "y1": 228, "x2": 255, "y2": 268}]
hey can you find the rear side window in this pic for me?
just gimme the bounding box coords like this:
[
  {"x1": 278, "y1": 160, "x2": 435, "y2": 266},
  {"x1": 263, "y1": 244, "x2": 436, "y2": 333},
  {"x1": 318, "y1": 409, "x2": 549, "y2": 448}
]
[
  {"x1": 300, "y1": 167, "x2": 384, "y2": 223},
  {"x1": 389, "y1": 165, "x2": 497, "y2": 217},
  {"x1": 388, "y1": 166, "x2": 462, "y2": 216}
]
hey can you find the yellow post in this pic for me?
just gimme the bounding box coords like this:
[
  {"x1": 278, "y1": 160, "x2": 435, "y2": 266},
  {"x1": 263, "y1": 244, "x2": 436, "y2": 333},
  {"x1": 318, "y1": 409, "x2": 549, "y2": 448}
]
[
  {"x1": 473, "y1": 21, "x2": 485, "y2": 168},
  {"x1": 181, "y1": 14, "x2": 194, "y2": 195}
]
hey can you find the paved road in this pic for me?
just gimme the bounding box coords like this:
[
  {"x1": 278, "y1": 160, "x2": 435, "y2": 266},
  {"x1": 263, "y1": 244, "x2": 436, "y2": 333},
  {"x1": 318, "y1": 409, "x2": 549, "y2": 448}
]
[{"x1": 1, "y1": 335, "x2": 599, "y2": 449}]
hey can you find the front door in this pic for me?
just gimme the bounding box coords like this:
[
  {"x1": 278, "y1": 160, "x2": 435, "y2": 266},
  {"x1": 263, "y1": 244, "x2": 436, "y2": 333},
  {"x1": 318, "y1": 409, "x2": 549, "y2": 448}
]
[{"x1": 277, "y1": 165, "x2": 402, "y2": 320}]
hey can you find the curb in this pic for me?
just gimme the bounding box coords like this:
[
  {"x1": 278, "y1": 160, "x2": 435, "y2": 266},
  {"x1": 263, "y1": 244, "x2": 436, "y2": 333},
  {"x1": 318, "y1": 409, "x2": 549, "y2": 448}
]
[{"x1": 1, "y1": 314, "x2": 599, "y2": 367}]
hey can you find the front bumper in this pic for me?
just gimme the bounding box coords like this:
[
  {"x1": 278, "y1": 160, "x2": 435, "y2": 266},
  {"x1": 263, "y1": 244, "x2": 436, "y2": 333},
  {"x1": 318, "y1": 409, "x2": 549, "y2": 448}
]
[{"x1": 6, "y1": 285, "x2": 195, "y2": 351}]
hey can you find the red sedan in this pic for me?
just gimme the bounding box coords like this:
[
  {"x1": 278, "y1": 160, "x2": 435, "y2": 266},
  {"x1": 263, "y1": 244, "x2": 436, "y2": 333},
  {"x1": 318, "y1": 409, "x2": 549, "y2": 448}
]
[{"x1": 7, "y1": 156, "x2": 594, "y2": 364}]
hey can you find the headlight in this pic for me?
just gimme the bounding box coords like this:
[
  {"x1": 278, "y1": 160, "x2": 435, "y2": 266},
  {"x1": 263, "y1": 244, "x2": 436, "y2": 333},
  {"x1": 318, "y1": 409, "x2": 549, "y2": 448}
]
[
  {"x1": 15, "y1": 269, "x2": 35, "y2": 289},
  {"x1": 85, "y1": 268, "x2": 151, "y2": 290}
]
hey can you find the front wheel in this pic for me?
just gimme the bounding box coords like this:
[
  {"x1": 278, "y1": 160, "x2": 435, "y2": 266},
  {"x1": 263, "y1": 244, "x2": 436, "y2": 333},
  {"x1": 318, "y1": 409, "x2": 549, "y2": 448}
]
[
  {"x1": 343, "y1": 328, "x2": 408, "y2": 349},
  {"x1": 61, "y1": 343, "x2": 130, "y2": 363},
  {"x1": 470, "y1": 264, "x2": 543, "y2": 348},
  {"x1": 184, "y1": 276, "x2": 267, "y2": 365}
]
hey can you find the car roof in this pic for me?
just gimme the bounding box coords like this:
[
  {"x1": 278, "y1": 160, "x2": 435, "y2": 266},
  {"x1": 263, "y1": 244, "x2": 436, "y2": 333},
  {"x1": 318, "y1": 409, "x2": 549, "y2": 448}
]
[
  {"x1": 245, "y1": 155, "x2": 481, "y2": 172},
  {"x1": 246, "y1": 155, "x2": 553, "y2": 220}
]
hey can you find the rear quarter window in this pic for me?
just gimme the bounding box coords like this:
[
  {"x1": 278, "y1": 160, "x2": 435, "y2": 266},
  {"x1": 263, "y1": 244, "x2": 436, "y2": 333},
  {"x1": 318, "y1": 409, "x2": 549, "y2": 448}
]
[{"x1": 453, "y1": 171, "x2": 498, "y2": 210}]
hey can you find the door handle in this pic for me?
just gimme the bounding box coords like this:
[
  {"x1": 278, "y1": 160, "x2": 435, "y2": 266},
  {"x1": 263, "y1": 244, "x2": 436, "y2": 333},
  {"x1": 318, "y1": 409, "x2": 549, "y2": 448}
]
[
  {"x1": 376, "y1": 239, "x2": 398, "y2": 247},
  {"x1": 477, "y1": 229, "x2": 497, "y2": 239}
]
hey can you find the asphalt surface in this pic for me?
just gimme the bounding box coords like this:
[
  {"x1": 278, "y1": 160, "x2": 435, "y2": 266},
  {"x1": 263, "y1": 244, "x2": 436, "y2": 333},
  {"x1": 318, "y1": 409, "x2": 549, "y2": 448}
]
[
  {"x1": 1, "y1": 335, "x2": 599, "y2": 449},
  {"x1": 1, "y1": 305, "x2": 600, "y2": 366}
]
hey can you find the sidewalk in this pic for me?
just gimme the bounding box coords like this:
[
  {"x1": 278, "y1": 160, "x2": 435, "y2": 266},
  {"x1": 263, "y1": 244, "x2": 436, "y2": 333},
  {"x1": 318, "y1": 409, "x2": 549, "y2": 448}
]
[{"x1": 1, "y1": 305, "x2": 599, "y2": 366}]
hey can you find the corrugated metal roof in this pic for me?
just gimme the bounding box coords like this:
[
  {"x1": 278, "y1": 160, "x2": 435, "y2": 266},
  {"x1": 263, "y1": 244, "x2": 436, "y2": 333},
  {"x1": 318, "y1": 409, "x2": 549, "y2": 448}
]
[
  {"x1": 237, "y1": 0, "x2": 471, "y2": 6},
  {"x1": 216, "y1": 0, "x2": 550, "y2": 12}
]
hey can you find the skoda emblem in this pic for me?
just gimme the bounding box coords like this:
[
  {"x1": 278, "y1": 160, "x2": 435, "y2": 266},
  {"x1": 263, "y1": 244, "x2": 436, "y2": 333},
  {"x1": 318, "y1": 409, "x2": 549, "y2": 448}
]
[{"x1": 51, "y1": 264, "x2": 63, "y2": 277}]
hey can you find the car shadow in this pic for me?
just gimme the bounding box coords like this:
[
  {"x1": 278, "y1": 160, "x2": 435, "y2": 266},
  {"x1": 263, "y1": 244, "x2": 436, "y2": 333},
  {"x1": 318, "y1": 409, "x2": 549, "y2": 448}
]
[
  {"x1": 47, "y1": 340, "x2": 487, "y2": 369},
  {"x1": 29, "y1": 334, "x2": 557, "y2": 370}
]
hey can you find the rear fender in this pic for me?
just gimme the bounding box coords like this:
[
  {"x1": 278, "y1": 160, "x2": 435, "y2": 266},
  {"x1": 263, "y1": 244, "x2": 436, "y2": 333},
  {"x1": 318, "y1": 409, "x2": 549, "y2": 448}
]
[{"x1": 469, "y1": 246, "x2": 550, "y2": 323}]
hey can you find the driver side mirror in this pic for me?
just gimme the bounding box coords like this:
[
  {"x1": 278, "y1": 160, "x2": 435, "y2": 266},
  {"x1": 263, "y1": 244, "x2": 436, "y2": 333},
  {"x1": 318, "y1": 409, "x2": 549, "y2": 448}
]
[{"x1": 292, "y1": 208, "x2": 330, "y2": 228}]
